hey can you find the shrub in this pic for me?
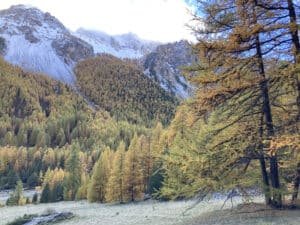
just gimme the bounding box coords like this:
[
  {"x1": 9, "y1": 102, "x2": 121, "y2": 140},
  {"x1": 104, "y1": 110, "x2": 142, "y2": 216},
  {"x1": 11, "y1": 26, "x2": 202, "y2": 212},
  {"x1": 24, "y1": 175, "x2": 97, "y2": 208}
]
[
  {"x1": 6, "y1": 180, "x2": 26, "y2": 206},
  {"x1": 32, "y1": 193, "x2": 38, "y2": 204}
]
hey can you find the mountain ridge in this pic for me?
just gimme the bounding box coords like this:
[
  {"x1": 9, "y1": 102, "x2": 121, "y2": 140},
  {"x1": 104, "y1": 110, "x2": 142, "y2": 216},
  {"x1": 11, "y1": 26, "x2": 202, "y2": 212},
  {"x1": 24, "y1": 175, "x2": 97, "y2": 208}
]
[
  {"x1": 0, "y1": 4, "x2": 195, "y2": 98},
  {"x1": 74, "y1": 28, "x2": 159, "y2": 59}
]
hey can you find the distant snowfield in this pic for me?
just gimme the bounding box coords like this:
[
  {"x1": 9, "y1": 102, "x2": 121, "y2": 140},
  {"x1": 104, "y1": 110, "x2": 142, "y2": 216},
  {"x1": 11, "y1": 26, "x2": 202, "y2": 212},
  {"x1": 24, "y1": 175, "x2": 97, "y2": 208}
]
[
  {"x1": 0, "y1": 197, "x2": 263, "y2": 225},
  {"x1": 3, "y1": 35, "x2": 76, "y2": 84}
]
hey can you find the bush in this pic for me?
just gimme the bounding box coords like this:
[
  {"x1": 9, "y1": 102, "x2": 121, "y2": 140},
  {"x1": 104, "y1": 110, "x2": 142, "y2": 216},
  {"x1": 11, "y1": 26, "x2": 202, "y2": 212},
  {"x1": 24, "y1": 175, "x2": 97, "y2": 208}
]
[
  {"x1": 26, "y1": 197, "x2": 31, "y2": 204},
  {"x1": 40, "y1": 183, "x2": 51, "y2": 203},
  {"x1": 6, "y1": 180, "x2": 26, "y2": 206},
  {"x1": 51, "y1": 183, "x2": 64, "y2": 202},
  {"x1": 32, "y1": 193, "x2": 38, "y2": 204}
]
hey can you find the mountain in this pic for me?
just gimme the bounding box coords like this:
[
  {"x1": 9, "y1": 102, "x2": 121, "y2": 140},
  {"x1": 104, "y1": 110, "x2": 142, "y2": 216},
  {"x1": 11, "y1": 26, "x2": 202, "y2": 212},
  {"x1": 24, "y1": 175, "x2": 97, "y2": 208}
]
[
  {"x1": 143, "y1": 40, "x2": 196, "y2": 99},
  {"x1": 75, "y1": 54, "x2": 178, "y2": 125},
  {"x1": 0, "y1": 5, "x2": 195, "y2": 99},
  {"x1": 0, "y1": 5, "x2": 93, "y2": 84},
  {"x1": 75, "y1": 28, "x2": 158, "y2": 59},
  {"x1": 76, "y1": 30, "x2": 196, "y2": 98},
  {"x1": 0, "y1": 56, "x2": 156, "y2": 169}
]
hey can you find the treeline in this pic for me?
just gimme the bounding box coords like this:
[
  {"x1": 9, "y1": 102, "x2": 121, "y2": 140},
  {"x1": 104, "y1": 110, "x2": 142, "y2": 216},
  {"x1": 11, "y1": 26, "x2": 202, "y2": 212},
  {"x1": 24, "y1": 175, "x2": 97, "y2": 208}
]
[
  {"x1": 75, "y1": 54, "x2": 178, "y2": 125},
  {"x1": 2, "y1": 123, "x2": 165, "y2": 204},
  {"x1": 0, "y1": 58, "x2": 166, "y2": 202},
  {"x1": 0, "y1": 144, "x2": 97, "y2": 189},
  {"x1": 39, "y1": 123, "x2": 164, "y2": 203},
  {"x1": 88, "y1": 123, "x2": 164, "y2": 203},
  {"x1": 0, "y1": 56, "x2": 153, "y2": 190},
  {"x1": 0, "y1": 118, "x2": 153, "y2": 190}
]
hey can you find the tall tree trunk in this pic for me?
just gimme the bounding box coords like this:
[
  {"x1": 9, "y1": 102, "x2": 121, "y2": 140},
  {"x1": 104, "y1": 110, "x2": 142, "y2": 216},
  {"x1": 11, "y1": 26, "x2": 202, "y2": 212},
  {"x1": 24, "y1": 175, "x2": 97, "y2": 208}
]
[
  {"x1": 120, "y1": 154, "x2": 123, "y2": 203},
  {"x1": 259, "y1": 113, "x2": 272, "y2": 205},
  {"x1": 131, "y1": 160, "x2": 135, "y2": 202},
  {"x1": 255, "y1": 33, "x2": 282, "y2": 207},
  {"x1": 287, "y1": 0, "x2": 300, "y2": 57},
  {"x1": 287, "y1": 0, "x2": 300, "y2": 119},
  {"x1": 146, "y1": 135, "x2": 151, "y2": 194},
  {"x1": 291, "y1": 163, "x2": 300, "y2": 205},
  {"x1": 287, "y1": 0, "x2": 300, "y2": 204},
  {"x1": 259, "y1": 156, "x2": 272, "y2": 204}
]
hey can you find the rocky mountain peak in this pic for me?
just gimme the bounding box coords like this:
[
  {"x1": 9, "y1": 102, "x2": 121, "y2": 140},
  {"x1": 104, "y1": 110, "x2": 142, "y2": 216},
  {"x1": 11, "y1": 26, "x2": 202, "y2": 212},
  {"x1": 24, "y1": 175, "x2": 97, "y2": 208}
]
[
  {"x1": 143, "y1": 40, "x2": 197, "y2": 98},
  {"x1": 0, "y1": 5, "x2": 93, "y2": 84},
  {"x1": 0, "y1": 5, "x2": 67, "y2": 38},
  {"x1": 75, "y1": 28, "x2": 159, "y2": 59}
]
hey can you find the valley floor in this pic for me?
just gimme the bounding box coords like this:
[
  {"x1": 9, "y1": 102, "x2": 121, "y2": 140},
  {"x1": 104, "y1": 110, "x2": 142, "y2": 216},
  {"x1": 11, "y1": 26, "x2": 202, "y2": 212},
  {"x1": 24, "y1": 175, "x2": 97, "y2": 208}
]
[{"x1": 0, "y1": 198, "x2": 299, "y2": 225}]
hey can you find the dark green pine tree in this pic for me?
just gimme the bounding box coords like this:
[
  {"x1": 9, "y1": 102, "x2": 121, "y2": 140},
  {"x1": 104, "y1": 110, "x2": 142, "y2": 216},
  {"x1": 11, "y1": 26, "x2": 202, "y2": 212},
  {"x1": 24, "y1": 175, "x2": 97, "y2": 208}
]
[
  {"x1": 32, "y1": 193, "x2": 38, "y2": 204},
  {"x1": 51, "y1": 183, "x2": 64, "y2": 202},
  {"x1": 40, "y1": 183, "x2": 51, "y2": 203},
  {"x1": 63, "y1": 144, "x2": 82, "y2": 200}
]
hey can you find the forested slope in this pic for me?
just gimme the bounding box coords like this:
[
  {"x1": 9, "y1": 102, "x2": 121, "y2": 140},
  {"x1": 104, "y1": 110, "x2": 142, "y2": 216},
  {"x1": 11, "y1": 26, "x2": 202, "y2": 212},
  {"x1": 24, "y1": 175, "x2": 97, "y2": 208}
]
[
  {"x1": 75, "y1": 54, "x2": 178, "y2": 125},
  {"x1": 0, "y1": 57, "x2": 151, "y2": 192}
]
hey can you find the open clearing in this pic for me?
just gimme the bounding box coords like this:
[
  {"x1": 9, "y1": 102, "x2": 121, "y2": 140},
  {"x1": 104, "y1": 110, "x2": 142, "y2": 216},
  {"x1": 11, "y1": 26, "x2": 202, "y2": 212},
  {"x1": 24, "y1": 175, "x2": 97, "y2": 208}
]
[{"x1": 0, "y1": 197, "x2": 299, "y2": 225}]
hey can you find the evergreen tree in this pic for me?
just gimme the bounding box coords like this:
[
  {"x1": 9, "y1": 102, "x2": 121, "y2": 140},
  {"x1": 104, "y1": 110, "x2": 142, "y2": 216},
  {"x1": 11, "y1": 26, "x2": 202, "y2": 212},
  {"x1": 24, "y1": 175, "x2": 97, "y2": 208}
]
[
  {"x1": 106, "y1": 142, "x2": 126, "y2": 203},
  {"x1": 51, "y1": 183, "x2": 64, "y2": 202},
  {"x1": 161, "y1": 0, "x2": 299, "y2": 207},
  {"x1": 32, "y1": 192, "x2": 38, "y2": 204},
  {"x1": 6, "y1": 169, "x2": 19, "y2": 189},
  {"x1": 148, "y1": 122, "x2": 166, "y2": 195},
  {"x1": 193, "y1": 0, "x2": 280, "y2": 207},
  {"x1": 76, "y1": 173, "x2": 89, "y2": 200},
  {"x1": 6, "y1": 180, "x2": 26, "y2": 206},
  {"x1": 253, "y1": 0, "x2": 300, "y2": 206},
  {"x1": 63, "y1": 144, "x2": 82, "y2": 200},
  {"x1": 123, "y1": 134, "x2": 144, "y2": 202},
  {"x1": 138, "y1": 135, "x2": 151, "y2": 194},
  {"x1": 87, "y1": 147, "x2": 112, "y2": 202},
  {"x1": 160, "y1": 105, "x2": 200, "y2": 199},
  {"x1": 40, "y1": 183, "x2": 51, "y2": 203},
  {"x1": 27, "y1": 172, "x2": 39, "y2": 188}
]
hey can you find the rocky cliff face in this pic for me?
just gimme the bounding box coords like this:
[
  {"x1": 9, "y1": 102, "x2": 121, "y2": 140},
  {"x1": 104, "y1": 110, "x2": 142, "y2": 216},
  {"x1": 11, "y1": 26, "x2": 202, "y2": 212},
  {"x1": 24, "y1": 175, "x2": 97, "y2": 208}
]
[
  {"x1": 143, "y1": 40, "x2": 196, "y2": 98},
  {"x1": 0, "y1": 36, "x2": 6, "y2": 54},
  {"x1": 0, "y1": 5, "x2": 93, "y2": 84}
]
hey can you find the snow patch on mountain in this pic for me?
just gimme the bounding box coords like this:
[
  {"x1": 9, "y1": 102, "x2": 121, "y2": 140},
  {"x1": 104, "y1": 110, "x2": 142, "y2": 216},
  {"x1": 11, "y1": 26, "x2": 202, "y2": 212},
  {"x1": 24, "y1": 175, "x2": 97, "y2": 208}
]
[
  {"x1": 0, "y1": 5, "x2": 93, "y2": 84},
  {"x1": 4, "y1": 35, "x2": 75, "y2": 83},
  {"x1": 75, "y1": 28, "x2": 159, "y2": 59}
]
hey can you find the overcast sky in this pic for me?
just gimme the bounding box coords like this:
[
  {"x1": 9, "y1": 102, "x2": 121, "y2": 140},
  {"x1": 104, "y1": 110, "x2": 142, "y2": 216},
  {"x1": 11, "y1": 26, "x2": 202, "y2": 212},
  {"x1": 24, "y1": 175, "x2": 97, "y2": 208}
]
[{"x1": 0, "y1": 0, "x2": 195, "y2": 42}]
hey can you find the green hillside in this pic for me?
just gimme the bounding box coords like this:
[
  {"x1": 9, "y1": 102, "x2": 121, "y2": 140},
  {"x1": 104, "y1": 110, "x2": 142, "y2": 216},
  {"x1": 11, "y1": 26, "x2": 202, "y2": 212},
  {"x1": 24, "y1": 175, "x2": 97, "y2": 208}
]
[
  {"x1": 0, "y1": 57, "x2": 153, "y2": 190},
  {"x1": 75, "y1": 54, "x2": 178, "y2": 125},
  {"x1": 0, "y1": 57, "x2": 150, "y2": 150}
]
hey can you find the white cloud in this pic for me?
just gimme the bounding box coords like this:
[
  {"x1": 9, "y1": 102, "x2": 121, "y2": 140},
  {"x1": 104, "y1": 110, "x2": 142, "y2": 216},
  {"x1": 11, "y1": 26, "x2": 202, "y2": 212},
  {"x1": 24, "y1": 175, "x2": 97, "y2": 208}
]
[{"x1": 0, "y1": 0, "x2": 195, "y2": 42}]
